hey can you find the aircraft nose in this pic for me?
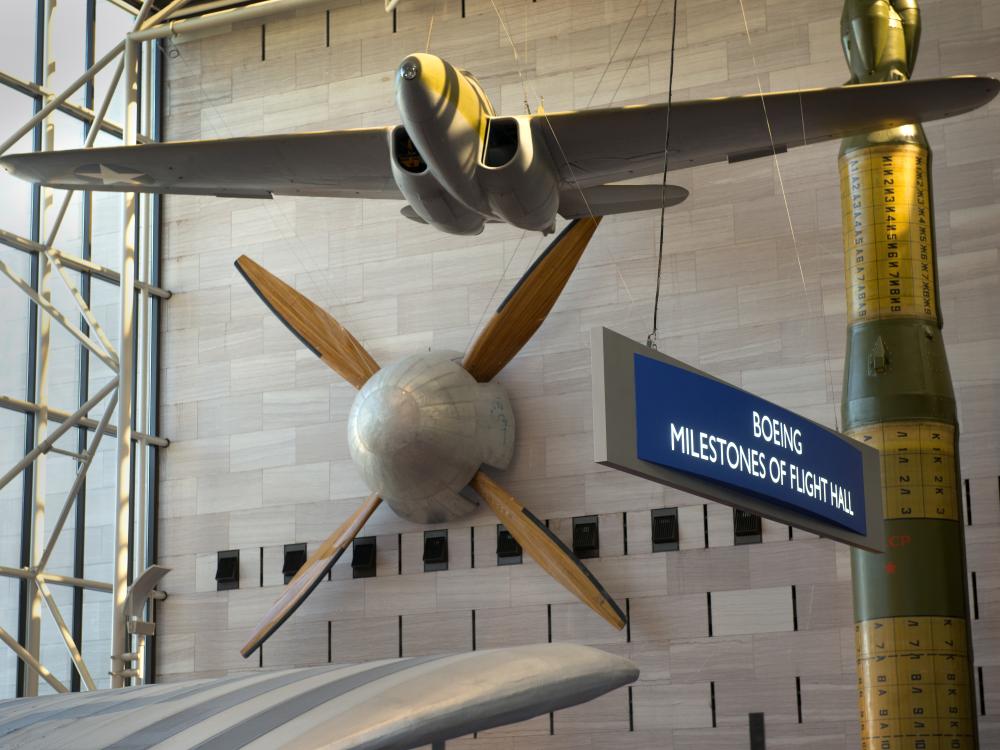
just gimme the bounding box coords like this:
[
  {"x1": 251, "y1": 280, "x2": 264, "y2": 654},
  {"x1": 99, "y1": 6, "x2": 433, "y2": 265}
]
[
  {"x1": 399, "y1": 56, "x2": 421, "y2": 82},
  {"x1": 396, "y1": 54, "x2": 443, "y2": 124}
]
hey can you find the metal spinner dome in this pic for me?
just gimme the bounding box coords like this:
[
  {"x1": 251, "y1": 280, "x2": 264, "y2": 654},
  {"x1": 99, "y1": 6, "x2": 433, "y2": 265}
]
[{"x1": 348, "y1": 351, "x2": 514, "y2": 524}]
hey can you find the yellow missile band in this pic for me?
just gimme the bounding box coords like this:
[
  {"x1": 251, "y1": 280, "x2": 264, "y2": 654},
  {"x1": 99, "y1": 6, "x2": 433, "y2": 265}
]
[
  {"x1": 857, "y1": 615, "x2": 975, "y2": 749},
  {"x1": 840, "y1": 144, "x2": 936, "y2": 324},
  {"x1": 847, "y1": 422, "x2": 958, "y2": 521}
]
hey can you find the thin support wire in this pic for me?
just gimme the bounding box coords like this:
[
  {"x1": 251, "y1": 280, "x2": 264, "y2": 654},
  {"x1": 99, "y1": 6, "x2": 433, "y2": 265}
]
[
  {"x1": 463, "y1": 231, "x2": 546, "y2": 357},
  {"x1": 161, "y1": 42, "x2": 355, "y2": 339},
  {"x1": 487, "y1": 1, "x2": 643, "y2": 304},
  {"x1": 488, "y1": 0, "x2": 530, "y2": 114},
  {"x1": 606, "y1": 0, "x2": 668, "y2": 109},
  {"x1": 584, "y1": 0, "x2": 646, "y2": 110},
  {"x1": 648, "y1": 0, "x2": 679, "y2": 350},
  {"x1": 735, "y1": 0, "x2": 807, "y2": 298}
]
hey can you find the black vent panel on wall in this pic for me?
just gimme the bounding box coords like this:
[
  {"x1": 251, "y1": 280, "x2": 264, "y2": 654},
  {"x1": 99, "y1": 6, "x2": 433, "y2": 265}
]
[
  {"x1": 282, "y1": 543, "x2": 307, "y2": 584},
  {"x1": 651, "y1": 508, "x2": 679, "y2": 551},
  {"x1": 734, "y1": 509, "x2": 763, "y2": 545},
  {"x1": 216, "y1": 550, "x2": 240, "y2": 591},
  {"x1": 352, "y1": 536, "x2": 377, "y2": 579},
  {"x1": 749, "y1": 712, "x2": 766, "y2": 749},
  {"x1": 423, "y1": 529, "x2": 449, "y2": 572},
  {"x1": 573, "y1": 516, "x2": 600, "y2": 559},
  {"x1": 496, "y1": 524, "x2": 522, "y2": 565}
]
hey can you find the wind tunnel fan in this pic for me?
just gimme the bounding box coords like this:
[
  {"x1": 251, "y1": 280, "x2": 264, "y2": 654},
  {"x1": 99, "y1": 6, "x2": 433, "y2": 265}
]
[{"x1": 235, "y1": 216, "x2": 626, "y2": 658}]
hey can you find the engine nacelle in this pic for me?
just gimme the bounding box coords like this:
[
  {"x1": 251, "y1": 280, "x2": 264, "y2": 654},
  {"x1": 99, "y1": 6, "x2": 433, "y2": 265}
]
[
  {"x1": 476, "y1": 116, "x2": 560, "y2": 233},
  {"x1": 390, "y1": 126, "x2": 485, "y2": 236}
]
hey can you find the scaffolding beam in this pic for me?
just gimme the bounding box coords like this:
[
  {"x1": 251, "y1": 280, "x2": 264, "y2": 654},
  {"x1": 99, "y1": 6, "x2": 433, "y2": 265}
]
[
  {"x1": 0, "y1": 378, "x2": 118, "y2": 494},
  {"x1": 0, "y1": 257, "x2": 118, "y2": 371},
  {"x1": 110, "y1": 32, "x2": 139, "y2": 690},
  {"x1": 0, "y1": 394, "x2": 167, "y2": 447},
  {"x1": 0, "y1": 627, "x2": 68, "y2": 694},
  {"x1": 36, "y1": 391, "x2": 118, "y2": 572},
  {"x1": 0, "y1": 227, "x2": 171, "y2": 299},
  {"x1": 35, "y1": 578, "x2": 97, "y2": 691}
]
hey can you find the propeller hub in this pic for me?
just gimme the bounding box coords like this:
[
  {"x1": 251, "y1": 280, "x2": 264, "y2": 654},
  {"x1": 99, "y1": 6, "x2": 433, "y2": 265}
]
[
  {"x1": 352, "y1": 385, "x2": 420, "y2": 456},
  {"x1": 347, "y1": 351, "x2": 515, "y2": 524}
]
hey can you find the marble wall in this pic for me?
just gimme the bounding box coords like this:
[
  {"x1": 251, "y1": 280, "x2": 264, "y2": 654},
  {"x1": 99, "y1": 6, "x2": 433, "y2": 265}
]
[{"x1": 156, "y1": 0, "x2": 1000, "y2": 746}]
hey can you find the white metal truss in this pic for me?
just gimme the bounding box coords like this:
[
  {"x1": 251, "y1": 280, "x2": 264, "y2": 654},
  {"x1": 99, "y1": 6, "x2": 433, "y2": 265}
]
[
  {"x1": 0, "y1": 0, "x2": 173, "y2": 695},
  {"x1": 0, "y1": 0, "x2": 337, "y2": 697}
]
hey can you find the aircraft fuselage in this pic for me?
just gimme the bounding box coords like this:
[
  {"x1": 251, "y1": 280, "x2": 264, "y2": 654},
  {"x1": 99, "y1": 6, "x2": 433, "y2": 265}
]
[{"x1": 391, "y1": 53, "x2": 561, "y2": 235}]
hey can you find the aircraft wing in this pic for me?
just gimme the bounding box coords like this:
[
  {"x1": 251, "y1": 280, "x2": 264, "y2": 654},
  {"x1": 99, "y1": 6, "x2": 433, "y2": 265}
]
[
  {"x1": 0, "y1": 127, "x2": 403, "y2": 200},
  {"x1": 0, "y1": 644, "x2": 638, "y2": 750},
  {"x1": 535, "y1": 75, "x2": 999, "y2": 187}
]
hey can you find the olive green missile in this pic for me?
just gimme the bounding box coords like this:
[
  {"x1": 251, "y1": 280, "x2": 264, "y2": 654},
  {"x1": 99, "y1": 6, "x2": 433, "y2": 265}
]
[{"x1": 839, "y1": 1, "x2": 979, "y2": 747}]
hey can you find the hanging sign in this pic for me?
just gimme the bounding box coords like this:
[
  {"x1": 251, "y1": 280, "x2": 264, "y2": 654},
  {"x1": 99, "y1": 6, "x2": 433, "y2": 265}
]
[{"x1": 591, "y1": 327, "x2": 884, "y2": 552}]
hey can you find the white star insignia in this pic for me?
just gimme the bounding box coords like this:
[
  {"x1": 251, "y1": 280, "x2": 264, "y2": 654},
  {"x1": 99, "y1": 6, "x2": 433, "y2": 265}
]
[
  {"x1": 76, "y1": 164, "x2": 148, "y2": 186},
  {"x1": 51, "y1": 171, "x2": 98, "y2": 186}
]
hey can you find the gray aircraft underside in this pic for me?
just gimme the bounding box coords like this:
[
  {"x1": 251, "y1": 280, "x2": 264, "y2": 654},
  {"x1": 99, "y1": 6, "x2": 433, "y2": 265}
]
[
  {"x1": 0, "y1": 53, "x2": 996, "y2": 235},
  {"x1": 0, "y1": 644, "x2": 638, "y2": 750}
]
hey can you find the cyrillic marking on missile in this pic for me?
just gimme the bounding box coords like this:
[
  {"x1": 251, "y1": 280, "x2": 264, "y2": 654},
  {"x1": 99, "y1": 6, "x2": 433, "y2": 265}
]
[
  {"x1": 857, "y1": 616, "x2": 974, "y2": 747},
  {"x1": 846, "y1": 422, "x2": 957, "y2": 520},
  {"x1": 840, "y1": 145, "x2": 937, "y2": 323}
]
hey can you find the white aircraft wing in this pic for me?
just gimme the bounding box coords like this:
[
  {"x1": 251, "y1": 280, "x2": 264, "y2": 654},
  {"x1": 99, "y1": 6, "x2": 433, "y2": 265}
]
[
  {"x1": 535, "y1": 75, "x2": 999, "y2": 188},
  {"x1": 0, "y1": 644, "x2": 637, "y2": 750},
  {"x1": 0, "y1": 127, "x2": 402, "y2": 200}
]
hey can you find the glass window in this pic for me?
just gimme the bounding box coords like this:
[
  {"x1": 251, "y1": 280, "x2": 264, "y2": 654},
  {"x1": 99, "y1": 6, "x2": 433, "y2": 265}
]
[
  {"x1": 88, "y1": 277, "x2": 121, "y2": 412},
  {"x1": 0, "y1": 245, "x2": 30, "y2": 400},
  {"x1": 94, "y1": 0, "x2": 134, "y2": 126},
  {"x1": 37, "y1": 583, "x2": 73, "y2": 695},
  {"x1": 83, "y1": 434, "x2": 115, "y2": 581},
  {"x1": 44, "y1": 263, "x2": 86, "y2": 412},
  {"x1": 47, "y1": 0, "x2": 88, "y2": 106},
  {"x1": 0, "y1": 409, "x2": 25, "y2": 568},
  {"x1": 0, "y1": 576, "x2": 20, "y2": 697},
  {"x1": 82, "y1": 589, "x2": 111, "y2": 689},
  {"x1": 0, "y1": 1, "x2": 37, "y2": 83},
  {"x1": 0, "y1": 86, "x2": 36, "y2": 239}
]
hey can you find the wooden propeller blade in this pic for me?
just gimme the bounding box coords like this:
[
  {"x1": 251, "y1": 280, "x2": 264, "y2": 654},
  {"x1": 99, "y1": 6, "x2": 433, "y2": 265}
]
[
  {"x1": 240, "y1": 493, "x2": 383, "y2": 658},
  {"x1": 235, "y1": 255, "x2": 379, "y2": 389},
  {"x1": 462, "y1": 216, "x2": 602, "y2": 382},
  {"x1": 470, "y1": 470, "x2": 626, "y2": 630}
]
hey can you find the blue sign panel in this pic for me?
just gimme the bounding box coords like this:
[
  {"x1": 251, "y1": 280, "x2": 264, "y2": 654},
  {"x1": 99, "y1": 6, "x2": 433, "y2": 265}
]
[{"x1": 634, "y1": 354, "x2": 867, "y2": 534}]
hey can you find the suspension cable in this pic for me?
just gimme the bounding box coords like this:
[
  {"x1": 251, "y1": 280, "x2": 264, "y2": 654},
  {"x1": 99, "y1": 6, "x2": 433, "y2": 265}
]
[{"x1": 647, "y1": 0, "x2": 680, "y2": 350}]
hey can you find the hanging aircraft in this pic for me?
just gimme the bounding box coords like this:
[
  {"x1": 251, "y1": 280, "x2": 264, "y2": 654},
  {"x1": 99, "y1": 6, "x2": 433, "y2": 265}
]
[
  {"x1": 1, "y1": 53, "x2": 995, "y2": 235},
  {"x1": 0, "y1": 642, "x2": 638, "y2": 749}
]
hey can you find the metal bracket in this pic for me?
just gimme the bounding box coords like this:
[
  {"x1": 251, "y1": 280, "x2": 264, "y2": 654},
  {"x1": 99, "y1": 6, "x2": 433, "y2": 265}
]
[
  {"x1": 124, "y1": 564, "x2": 170, "y2": 619},
  {"x1": 868, "y1": 335, "x2": 890, "y2": 375}
]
